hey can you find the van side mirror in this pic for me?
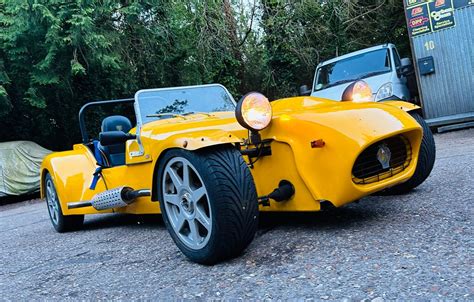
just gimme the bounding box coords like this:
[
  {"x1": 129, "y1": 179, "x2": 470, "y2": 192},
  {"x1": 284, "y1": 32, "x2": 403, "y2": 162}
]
[
  {"x1": 299, "y1": 85, "x2": 311, "y2": 96},
  {"x1": 400, "y1": 58, "x2": 413, "y2": 76},
  {"x1": 99, "y1": 131, "x2": 136, "y2": 146}
]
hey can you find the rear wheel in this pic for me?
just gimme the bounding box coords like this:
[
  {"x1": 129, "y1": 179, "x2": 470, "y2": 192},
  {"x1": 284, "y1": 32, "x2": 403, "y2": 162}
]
[
  {"x1": 45, "y1": 173, "x2": 84, "y2": 232},
  {"x1": 384, "y1": 113, "x2": 436, "y2": 194},
  {"x1": 158, "y1": 146, "x2": 258, "y2": 264}
]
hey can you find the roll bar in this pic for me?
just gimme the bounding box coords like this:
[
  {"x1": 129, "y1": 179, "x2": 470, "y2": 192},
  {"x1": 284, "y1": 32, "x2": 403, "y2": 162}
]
[{"x1": 78, "y1": 98, "x2": 134, "y2": 143}]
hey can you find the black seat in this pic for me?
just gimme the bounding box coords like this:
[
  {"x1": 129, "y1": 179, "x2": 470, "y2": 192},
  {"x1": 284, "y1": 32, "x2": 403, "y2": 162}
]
[{"x1": 98, "y1": 115, "x2": 132, "y2": 167}]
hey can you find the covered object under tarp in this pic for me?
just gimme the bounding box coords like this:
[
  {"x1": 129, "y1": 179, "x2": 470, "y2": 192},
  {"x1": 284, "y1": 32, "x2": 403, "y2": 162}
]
[{"x1": 0, "y1": 141, "x2": 51, "y2": 197}]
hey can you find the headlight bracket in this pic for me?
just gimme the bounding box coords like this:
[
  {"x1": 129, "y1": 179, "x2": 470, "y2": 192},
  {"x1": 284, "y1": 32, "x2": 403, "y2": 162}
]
[{"x1": 240, "y1": 138, "x2": 273, "y2": 168}]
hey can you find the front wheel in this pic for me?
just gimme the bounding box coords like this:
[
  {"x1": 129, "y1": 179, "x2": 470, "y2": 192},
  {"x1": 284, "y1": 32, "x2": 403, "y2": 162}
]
[
  {"x1": 158, "y1": 146, "x2": 259, "y2": 264},
  {"x1": 45, "y1": 173, "x2": 84, "y2": 232},
  {"x1": 384, "y1": 113, "x2": 436, "y2": 194}
]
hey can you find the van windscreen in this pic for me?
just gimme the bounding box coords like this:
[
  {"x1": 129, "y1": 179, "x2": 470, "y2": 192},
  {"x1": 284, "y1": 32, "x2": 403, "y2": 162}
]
[{"x1": 314, "y1": 49, "x2": 391, "y2": 91}]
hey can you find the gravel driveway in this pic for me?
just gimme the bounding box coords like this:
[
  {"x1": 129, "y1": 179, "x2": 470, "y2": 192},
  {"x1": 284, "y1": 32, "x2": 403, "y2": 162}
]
[{"x1": 1, "y1": 129, "x2": 473, "y2": 300}]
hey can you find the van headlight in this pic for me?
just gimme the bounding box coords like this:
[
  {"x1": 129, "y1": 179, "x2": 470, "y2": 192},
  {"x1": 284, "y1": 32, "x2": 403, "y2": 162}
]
[{"x1": 375, "y1": 82, "x2": 393, "y2": 102}]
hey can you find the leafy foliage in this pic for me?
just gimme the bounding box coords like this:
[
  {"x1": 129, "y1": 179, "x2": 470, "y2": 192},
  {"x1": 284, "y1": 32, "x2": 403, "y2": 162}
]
[{"x1": 0, "y1": 0, "x2": 410, "y2": 150}]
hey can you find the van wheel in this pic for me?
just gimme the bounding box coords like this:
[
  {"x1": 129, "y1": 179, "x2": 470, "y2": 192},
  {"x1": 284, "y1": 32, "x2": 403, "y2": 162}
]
[
  {"x1": 384, "y1": 113, "x2": 436, "y2": 194},
  {"x1": 45, "y1": 173, "x2": 84, "y2": 232},
  {"x1": 158, "y1": 146, "x2": 258, "y2": 264}
]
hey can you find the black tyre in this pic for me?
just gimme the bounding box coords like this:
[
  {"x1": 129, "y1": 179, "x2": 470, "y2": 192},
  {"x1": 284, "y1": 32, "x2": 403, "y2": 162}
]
[
  {"x1": 157, "y1": 146, "x2": 258, "y2": 264},
  {"x1": 44, "y1": 173, "x2": 84, "y2": 232},
  {"x1": 384, "y1": 113, "x2": 436, "y2": 194}
]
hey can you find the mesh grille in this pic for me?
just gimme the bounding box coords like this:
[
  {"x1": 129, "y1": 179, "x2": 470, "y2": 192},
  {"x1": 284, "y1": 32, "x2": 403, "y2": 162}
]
[{"x1": 352, "y1": 135, "x2": 412, "y2": 184}]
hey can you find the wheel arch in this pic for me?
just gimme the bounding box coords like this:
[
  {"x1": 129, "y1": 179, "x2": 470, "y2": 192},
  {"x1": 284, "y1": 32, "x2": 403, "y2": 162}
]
[
  {"x1": 40, "y1": 167, "x2": 50, "y2": 199},
  {"x1": 40, "y1": 156, "x2": 65, "y2": 201},
  {"x1": 150, "y1": 143, "x2": 240, "y2": 202},
  {"x1": 40, "y1": 152, "x2": 59, "y2": 200}
]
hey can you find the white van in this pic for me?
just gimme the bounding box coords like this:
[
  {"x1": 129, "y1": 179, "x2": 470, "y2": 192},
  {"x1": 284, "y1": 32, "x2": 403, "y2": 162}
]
[{"x1": 301, "y1": 44, "x2": 417, "y2": 102}]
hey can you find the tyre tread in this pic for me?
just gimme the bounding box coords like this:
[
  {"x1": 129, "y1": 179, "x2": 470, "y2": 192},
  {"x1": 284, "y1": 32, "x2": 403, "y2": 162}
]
[{"x1": 384, "y1": 113, "x2": 436, "y2": 194}]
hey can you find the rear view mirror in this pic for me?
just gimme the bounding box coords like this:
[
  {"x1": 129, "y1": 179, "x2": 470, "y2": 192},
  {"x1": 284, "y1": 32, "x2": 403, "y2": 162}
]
[
  {"x1": 299, "y1": 85, "x2": 311, "y2": 96},
  {"x1": 99, "y1": 131, "x2": 136, "y2": 146}
]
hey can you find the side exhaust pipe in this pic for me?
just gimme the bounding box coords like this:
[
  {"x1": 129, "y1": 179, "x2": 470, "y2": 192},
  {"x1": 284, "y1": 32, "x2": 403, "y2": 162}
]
[{"x1": 67, "y1": 187, "x2": 150, "y2": 210}]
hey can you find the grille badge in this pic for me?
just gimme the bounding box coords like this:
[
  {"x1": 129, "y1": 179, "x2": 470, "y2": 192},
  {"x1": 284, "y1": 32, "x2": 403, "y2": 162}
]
[{"x1": 377, "y1": 143, "x2": 391, "y2": 169}]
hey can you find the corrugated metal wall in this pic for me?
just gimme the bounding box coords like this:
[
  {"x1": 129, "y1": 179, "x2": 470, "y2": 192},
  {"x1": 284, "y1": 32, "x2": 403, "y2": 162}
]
[{"x1": 412, "y1": 6, "x2": 474, "y2": 120}]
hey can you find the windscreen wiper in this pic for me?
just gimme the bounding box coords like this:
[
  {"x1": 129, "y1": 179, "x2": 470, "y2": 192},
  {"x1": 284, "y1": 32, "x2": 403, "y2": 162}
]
[
  {"x1": 182, "y1": 112, "x2": 214, "y2": 117},
  {"x1": 358, "y1": 70, "x2": 389, "y2": 80},
  {"x1": 322, "y1": 70, "x2": 390, "y2": 90},
  {"x1": 324, "y1": 78, "x2": 359, "y2": 89},
  {"x1": 146, "y1": 113, "x2": 187, "y2": 119}
]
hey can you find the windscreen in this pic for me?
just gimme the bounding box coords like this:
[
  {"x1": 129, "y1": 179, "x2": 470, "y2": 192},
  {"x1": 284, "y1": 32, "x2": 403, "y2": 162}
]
[
  {"x1": 136, "y1": 85, "x2": 235, "y2": 124},
  {"x1": 314, "y1": 49, "x2": 391, "y2": 91}
]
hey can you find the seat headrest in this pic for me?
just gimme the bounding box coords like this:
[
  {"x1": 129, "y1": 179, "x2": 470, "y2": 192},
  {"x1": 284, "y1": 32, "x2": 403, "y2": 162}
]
[{"x1": 101, "y1": 115, "x2": 132, "y2": 133}]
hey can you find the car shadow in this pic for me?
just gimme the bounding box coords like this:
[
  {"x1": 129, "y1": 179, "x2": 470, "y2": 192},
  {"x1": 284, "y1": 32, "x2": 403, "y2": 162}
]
[
  {"x1": 0, "y1": 193, "x2": 40, "y2": 206},
  {"x1": 82, "y1": 213, "x2": 165, "y2": 231},
  {"x1": 80, "y1": 199, "x2": 382, "y2": 233},
  {"x1": 257, "y1": 201, "x2": 383, "y2": 234}
]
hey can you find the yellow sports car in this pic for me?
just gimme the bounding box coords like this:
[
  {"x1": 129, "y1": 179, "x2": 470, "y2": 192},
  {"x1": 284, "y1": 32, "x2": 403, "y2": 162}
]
[{"x1": 41, "y1": 81, "x2": 435, "y2": 264}]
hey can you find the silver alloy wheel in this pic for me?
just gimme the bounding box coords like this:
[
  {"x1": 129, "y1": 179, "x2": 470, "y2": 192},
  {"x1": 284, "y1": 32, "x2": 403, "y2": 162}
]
[
  {"x1": 46, "y1": 178, "x2": 60, "y2": 225},
  {"x1": 162, "y1": 157, "x2": 212, "y2": 250}
]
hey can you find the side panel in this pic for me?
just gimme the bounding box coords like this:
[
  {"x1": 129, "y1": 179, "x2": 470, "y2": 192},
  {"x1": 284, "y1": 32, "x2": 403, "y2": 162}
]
[
  {"x1": 248, "y1": 142, "x2": 321, "y2": 212},
  {"x1": 101, "y1": 162, "x2": 159, "y2": 215},
  {"x1": 40, "y1": 144, "x2": 160, "y2": 216},
  {"x1": 116, "y1": 129, "x2": 241, "y2": 214}
]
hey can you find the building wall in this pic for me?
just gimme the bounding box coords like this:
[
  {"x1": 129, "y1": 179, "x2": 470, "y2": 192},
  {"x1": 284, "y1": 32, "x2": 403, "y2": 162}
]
[{"x1": 410, "y1": 4, "x2": 474, "y2": 120}]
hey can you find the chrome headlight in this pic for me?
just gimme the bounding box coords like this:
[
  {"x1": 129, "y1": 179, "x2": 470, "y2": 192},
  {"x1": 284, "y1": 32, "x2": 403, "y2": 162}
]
[
  {"x1": 235, "y1": 92, "x2": 272, "y2": 131},
  {"x1": 375, "y1": 82, "x2": 393, "y2": 102}
]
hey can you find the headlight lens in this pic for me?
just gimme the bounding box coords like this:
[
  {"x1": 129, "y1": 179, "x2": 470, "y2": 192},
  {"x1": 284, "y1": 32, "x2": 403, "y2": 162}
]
[
  {"x1": 235, "y1": 92, "x2": 272, "y2": 131},
  {"x1": 375, "y1": 82, "x2": 393, "y2": 102},
  {"x1": 341, "y1": 80, "x2": 374, "y2": 103}
]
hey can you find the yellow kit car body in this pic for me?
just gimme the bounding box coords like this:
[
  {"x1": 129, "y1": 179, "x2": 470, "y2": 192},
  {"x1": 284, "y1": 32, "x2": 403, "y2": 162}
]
[{"x1": 41, "y1": 84, "x2": 434, "y2": 264}]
